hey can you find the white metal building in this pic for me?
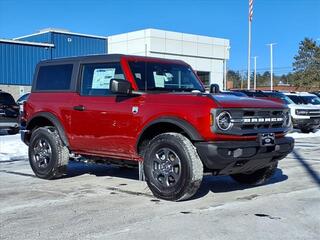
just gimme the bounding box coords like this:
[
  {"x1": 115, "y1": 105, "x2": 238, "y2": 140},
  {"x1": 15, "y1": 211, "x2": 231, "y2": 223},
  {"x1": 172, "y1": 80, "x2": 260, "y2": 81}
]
[{"x1": 108, "y1": 29, "x2": 230, "y2": 88}]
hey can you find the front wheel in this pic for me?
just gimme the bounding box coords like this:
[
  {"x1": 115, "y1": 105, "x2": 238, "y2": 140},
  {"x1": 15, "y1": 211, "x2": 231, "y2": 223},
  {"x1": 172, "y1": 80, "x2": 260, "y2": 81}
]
[
  {"x1": 29, "y1": 127, "x2": 69, "y2": 179},
  {"x1": 231, "y1": 162, "x2": 278, "y2": 185},
  {"x1": 300, "y1": 128, "x2": 315, "y2": 133},
  {"x1": 143, "y1": 133, "x2": 203, "y2": 201}
]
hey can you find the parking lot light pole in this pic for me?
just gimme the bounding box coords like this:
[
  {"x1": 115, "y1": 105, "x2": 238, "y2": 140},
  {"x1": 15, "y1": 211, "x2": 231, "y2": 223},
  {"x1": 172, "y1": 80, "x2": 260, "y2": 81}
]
[
  {"x1": 267, "y1": 43, "x2": 276, "y2": 91},
  {"x1": 224, "y1": 46, "x2": 231, "y2": 91},
  {"x1": 252, "y1": 56, "x2": 257, "y2": 91}
]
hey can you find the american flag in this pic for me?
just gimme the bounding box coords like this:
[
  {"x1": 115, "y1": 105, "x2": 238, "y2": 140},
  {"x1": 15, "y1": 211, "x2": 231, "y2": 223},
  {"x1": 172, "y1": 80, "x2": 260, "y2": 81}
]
[{"x1": 249, "y1": 0, "x2": 254, "y2": 22}]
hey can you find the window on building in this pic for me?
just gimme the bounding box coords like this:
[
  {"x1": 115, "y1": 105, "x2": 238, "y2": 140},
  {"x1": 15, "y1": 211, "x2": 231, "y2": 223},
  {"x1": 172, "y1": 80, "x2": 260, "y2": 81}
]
[
  {"x1": 196, "y1": 71, "x2": 210, "y2": 87},
  {"x1": 80, "y1": 62, "x2": 125, "y2": 96},
  {"x1": 36, "y1": 64, "x2": 73, "y2": 91}
]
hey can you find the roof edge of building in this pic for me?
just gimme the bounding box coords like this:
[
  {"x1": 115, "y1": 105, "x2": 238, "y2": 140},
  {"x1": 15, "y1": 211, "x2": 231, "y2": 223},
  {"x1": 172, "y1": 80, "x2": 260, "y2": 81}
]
[
  {"x1": 108, "y1": 28, "x2": 230, "y2": 44},
  {"x1": 0, "y1": 39, "x2": 55, "y2": 47},
  {"x1": 13, "y1": 29, "x2": 107, "y2": 40}
]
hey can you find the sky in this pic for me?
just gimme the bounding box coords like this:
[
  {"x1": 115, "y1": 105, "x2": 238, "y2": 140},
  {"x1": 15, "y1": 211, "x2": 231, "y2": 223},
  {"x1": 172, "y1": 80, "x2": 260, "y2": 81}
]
[{"x1": 0, "y1": 0, "x2": 319, "y2": 75}]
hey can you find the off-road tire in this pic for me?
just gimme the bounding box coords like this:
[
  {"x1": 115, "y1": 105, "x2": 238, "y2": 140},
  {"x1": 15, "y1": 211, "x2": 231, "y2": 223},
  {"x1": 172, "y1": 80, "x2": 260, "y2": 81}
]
[
  {"x1": 29, "y1": 127, "x2": 69, "y2": 179},
  {"x1": 143, "y1": 132, "x2": 203, "y2": 201},
  {"x1": 231, "y1": 162, "x2": 278, "y2": 185},
  {"x1": 300, "y1": 128, "x2": 315, "y2": 134},
  {"x1": 7, "y1": 127, "x2": 20, "y2": 135}
]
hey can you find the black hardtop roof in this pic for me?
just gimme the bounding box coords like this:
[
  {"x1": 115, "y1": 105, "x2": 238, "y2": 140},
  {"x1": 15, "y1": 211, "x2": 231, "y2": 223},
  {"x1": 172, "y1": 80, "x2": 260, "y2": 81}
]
[
  {"x1": 38, "y1": 54, "x2": 123, "y2": 64},
  {"x1": 38, "y1": 54, "x2": 187, "y2": 65}
]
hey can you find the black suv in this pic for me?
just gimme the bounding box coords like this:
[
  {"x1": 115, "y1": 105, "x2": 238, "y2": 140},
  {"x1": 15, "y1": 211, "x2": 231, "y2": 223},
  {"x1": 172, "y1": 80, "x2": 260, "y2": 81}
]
[{"x1": 0, "y1": 91, "x2": 20, "y2": 135}]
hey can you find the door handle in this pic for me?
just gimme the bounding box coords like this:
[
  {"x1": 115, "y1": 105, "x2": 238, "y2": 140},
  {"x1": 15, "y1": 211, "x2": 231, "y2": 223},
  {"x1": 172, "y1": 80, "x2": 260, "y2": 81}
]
[{"x1": 73, "y1": 105, "x2": 86, "y2": 111}]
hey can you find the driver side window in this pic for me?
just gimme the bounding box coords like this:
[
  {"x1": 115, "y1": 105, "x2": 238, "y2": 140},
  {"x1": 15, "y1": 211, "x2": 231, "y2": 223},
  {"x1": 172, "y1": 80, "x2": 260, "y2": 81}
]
[{"x1": 80, "y1": 62, "x2": 125, "y2": 96}]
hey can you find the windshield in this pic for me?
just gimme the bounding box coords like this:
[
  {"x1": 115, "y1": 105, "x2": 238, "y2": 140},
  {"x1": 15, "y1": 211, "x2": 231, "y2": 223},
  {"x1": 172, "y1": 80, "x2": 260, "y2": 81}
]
[
  {"x1": 287, "y1": 95, "x2": 320, "y2": 105},
  {"x1": 0, "y1": 93, "x2": 15, "y2": 105},
  {"x1": 264, "y1": 92, "x2": 295, "y2": 105},
  {"x1": 287, "y1": 95, "x2": 305, "y2": 104},
  {"x1": 300, "y1": 96, "x2": 320, "y2": 105},
  {"x1": 17, "y1": 93, "x2": 30, "y2": 103},
  {"x1": 128, "y1": 61, "x2": 205, "y2": 92},
  {"x1": 281, "y1": 96, "x2": 295, "y2": 105}
]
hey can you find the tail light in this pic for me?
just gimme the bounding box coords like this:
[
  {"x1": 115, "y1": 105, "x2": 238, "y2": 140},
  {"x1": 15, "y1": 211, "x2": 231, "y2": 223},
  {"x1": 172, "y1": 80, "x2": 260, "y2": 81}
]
[{"x1": 19, "y1": 102, "x2": 27, "y2": 125}]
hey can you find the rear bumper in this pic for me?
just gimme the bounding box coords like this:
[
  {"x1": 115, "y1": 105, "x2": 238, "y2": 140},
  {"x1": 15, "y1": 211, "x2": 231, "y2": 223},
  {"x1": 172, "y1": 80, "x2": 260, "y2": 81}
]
[
  {"x1": 292, "y1": 117, "x2": 320, "y2": 129},
  {"x1": 0, "y1": 120, "x2": 19, "y2": 129},
  {"x1": 194, "y1": 137, "x2": 294, "y2": 175},
  {"x1": 20, "y1": 126, "x2": 29, "y2": 145}
]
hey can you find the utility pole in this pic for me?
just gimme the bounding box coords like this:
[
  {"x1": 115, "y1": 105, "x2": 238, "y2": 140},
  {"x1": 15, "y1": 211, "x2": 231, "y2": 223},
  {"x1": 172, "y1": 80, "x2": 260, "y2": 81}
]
[
  {"x1": 267, "y1": 43, "x2": 276, "y2": 91},
  {"x1": 224, "y1": 60, "x2": 227, "y2": 90},
  {"x1": 252, "y1": 56, "x2": 257, "y2": 91}
]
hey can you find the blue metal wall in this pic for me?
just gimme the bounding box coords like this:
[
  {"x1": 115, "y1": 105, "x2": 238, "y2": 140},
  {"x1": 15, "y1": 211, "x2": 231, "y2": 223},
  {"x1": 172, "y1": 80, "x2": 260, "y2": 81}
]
[
  {"x1": 18, "y1": 32, "x2": 107, "y2": 58},
  {"x1": 17, "y1": 32, "x2": 52, "y2": 44},
  {"x1": 0, "y1": 31, "x2": 107, "y2": 85},
  {"x1": 0, "y1": 42, "x2": 50, "y2": 85},
  {"x1": 51, "y1": 33, "x2": 106, "y2": 58}
]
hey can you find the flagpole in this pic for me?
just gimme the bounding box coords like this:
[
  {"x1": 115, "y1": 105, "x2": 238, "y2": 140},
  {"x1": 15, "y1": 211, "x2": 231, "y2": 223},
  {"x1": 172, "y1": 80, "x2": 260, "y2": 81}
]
[
  {"x1": 253, "y1": 56, "x2": 257, "y2": 91},
  {"x1": 247, "y1": 0, "x2": 252, "y2": 90},
  {"x1": 247, "y1": 19, "x2": 251, "y2": 90}
]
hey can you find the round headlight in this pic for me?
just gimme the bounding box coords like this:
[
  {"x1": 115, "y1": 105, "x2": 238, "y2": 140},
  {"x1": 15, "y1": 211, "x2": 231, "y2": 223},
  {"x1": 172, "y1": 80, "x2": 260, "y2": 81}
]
[{"x1": 216, "y1": 111, "x2": 232, "y2": 131}]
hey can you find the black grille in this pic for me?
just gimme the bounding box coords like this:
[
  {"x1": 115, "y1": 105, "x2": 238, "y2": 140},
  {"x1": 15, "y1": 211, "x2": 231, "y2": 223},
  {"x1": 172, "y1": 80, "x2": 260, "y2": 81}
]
[
  {"x1": 212, "y1": 108, "x2": 290, "y2": 136},
  {"x1": 237, "y1": 110, "x2": 284, "y2": 130},
  {"x1": 308, "y1": 109, "x2": 320, "y2": 116}
]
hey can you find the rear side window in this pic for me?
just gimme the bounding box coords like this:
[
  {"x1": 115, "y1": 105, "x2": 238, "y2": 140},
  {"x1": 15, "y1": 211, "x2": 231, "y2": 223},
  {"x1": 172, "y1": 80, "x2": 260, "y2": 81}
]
[
  {"x1": 80, "y1": 62, "x2": 125, "y2": 96},
  {"x1": 35, "y1": 64, "x2": 73, "y2": 91}
]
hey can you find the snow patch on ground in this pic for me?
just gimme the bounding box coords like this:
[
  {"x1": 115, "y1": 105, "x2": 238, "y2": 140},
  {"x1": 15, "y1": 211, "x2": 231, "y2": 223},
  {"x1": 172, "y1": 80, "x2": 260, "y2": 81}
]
[
  {"x1": 0, "y1": 134, "x2": 28, "y2": 161},
  {"x1": 0, "y1": 129, "x2": 319, "y2": 162},
  {"x1": 287, "y1": 129, "x2": 320, "y2": 139}
]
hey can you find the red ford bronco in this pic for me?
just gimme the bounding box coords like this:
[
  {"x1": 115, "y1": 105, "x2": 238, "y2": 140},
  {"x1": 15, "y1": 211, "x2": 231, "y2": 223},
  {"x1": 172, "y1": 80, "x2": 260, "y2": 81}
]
[{"x1": 21, "y1": 54, "x2": 294, "y2": 201}]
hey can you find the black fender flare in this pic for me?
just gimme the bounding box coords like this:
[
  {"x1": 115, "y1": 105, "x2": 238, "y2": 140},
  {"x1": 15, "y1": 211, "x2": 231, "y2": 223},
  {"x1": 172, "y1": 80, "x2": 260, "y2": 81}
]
[
  {"x1": 136, "y1": 117, "x2": 203, "y2": 151},
  {"x1": 26, "y1": 112, "x2": 69, "y2": 146}
]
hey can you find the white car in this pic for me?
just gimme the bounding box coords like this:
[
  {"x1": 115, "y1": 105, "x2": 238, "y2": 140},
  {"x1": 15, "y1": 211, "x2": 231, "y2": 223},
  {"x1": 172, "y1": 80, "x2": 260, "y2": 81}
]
[
  {"x1": 284, "y1": 92, "x2": 320, "y2": 133},
  {"x1": 285, "y1": 92, "x2": 320, "y2": 108}
]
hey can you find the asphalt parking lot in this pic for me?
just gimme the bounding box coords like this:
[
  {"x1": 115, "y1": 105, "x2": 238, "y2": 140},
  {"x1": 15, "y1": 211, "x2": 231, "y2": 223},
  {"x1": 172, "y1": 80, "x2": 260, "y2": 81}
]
[{"x1": 0, "y1": 134, "x2": 319, "y2": 240}]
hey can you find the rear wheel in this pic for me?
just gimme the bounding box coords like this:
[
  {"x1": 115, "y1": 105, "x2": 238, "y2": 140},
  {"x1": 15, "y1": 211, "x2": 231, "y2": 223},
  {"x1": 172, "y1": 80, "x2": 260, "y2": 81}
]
[
  {"x1": 231, "y1": 162, "x2": 278, "y2": 185},
  {"x1": 29, "y1": 127, "x2": 69, "y2": 179},
  {"x1": 143, "y1": 133, "x2": 203, "y2": 201}
]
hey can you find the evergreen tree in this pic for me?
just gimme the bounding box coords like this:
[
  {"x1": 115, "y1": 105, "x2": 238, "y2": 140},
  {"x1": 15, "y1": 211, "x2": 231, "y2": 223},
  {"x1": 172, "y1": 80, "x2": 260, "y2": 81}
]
[{"x1": 292, "y1": 38, "x2": 320, "y2": 88}]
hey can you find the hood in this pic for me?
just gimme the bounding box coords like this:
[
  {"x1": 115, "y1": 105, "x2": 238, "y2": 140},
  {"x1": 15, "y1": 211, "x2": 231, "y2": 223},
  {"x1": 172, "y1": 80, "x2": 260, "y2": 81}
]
[
  {"x1": 210, "y1": 94, "x2": 286, "y2": 109},
  {"x1": 288, "y1": 103, "x2": 320, "y2": 110}
]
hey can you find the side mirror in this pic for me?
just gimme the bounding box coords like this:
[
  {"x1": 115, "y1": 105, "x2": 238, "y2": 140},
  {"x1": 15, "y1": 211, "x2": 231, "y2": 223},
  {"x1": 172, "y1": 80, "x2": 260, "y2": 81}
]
[
  {"x1": 110, "y1": 79, "x2": 132, "y2": 95},
  {"x1": 210, "y1": 84, "x2": 220, "y2": 94}
]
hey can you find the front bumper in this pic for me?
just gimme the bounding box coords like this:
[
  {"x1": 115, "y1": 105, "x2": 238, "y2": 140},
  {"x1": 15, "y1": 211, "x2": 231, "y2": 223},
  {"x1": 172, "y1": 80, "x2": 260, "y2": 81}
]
[
  {"x1": 292, "y1": 117, "x2": 320, "y2": 129},
  {"x1": 195, "y1": 137, "x2": 294, "y2": 175}
]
